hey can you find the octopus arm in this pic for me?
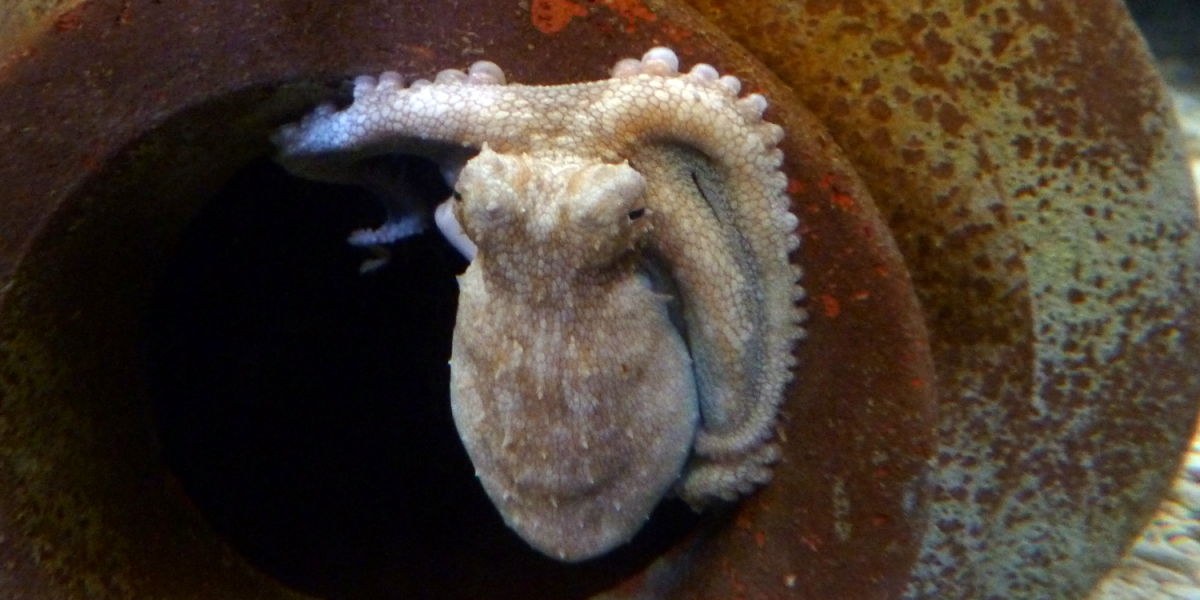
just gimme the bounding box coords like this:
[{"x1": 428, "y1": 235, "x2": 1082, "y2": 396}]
[
  {"x1": 587, "y1": 51, "x2": 805, "y2": 504},
  {"x1": 273, "y1": 48, "x2": 805, "y2": 507}
]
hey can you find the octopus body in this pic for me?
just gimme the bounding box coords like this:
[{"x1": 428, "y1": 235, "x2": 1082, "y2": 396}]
[{"x1": 275, "y1": 48, "x2": 804, "y2": 561}]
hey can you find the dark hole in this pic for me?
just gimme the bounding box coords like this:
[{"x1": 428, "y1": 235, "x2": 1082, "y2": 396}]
[
  {"x1": 146, "y1": 156, "x2": 700, "y2": 600},
  {"x1": 1127, "y1": 0, "x2": 1200, "y2": 63}
]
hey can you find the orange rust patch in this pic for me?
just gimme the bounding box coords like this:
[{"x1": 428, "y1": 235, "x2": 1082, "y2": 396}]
[
  {"x1": 117, "y1": 0, "x2": 134, "y2": 25},
  {"x1": 657, "y1": 20, "x2": 694, "y2": 43},
  {"x1": 530, "y1": 0, "x2": 589, "y2": 34},
  {"x1": 597, "y1": 0, "x2": 657, "y2": 30},
  {"x1": 936, "y1": 102, "x2": 968, "y2": 136},
  {"x1": 821, "y1": 294, "x2": 841, "y2": 318},
  {"x1": 831, "y1": 190, "x2": 857, "y2": 212},
  {"x1": 54, "y1": 10, "x2": 83, "y2": 32},
  {"x1": 816, "y1": 173, "x2": 859, "y2": 212},
  {"x1": 530, "y1": 0, "x2": 656, "y2": 34}
]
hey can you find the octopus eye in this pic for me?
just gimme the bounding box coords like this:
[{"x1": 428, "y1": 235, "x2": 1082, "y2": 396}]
[
  {"x1": 452, "y1": 191, "x2": 464, "y2": 202},
  {"x1": 627, "y1": 208, "x2": 646, "y2": 220}
]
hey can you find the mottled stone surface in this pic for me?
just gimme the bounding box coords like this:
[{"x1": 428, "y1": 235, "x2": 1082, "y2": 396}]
[{"x1": 679, "y1": 0, "x2": 1200, "y2": 598}]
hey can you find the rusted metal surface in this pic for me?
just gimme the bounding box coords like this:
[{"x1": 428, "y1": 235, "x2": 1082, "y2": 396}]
[
  {"x1": 0, "y1": 0, "x2": 934, "y2": 599},
  {"x1": 0, "y1": 0, "x2": 86, "y2": 60},
  {"x1": 680, "y1": 0, "x2": 1200, "y2": 598},
  {"x1": 646, "y1": 11, "x2": 936, "y2": 600}
]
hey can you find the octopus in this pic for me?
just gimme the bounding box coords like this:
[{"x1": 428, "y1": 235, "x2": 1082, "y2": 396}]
[{"x1": 274, "y1": 48, "x2": 804, "y2": 562}]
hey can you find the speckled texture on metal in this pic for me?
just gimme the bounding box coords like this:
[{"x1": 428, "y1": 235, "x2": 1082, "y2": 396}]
[
  {"x1": 0, "y1": 0, "x2": 85, "y2": 58},
  {"x1": 679, "y1": 0, "x2": 1200, "y2": 598},
  {"x1": 0, "y1": 0, "x2": 935, "y2": 599}
]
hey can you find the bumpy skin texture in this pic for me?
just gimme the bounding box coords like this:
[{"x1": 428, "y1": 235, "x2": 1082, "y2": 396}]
[
  {"x1": 449, "y1": 149, "x2": 699, "y2": 561},
  {"x1": 275, "y1": 48, "x2": 804, "y2": 561}
]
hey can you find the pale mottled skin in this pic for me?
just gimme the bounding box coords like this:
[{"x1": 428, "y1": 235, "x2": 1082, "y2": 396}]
[
  {"x1": 449, "y1": 148, "x2": 698, "y2": 560},
  {"x1": 275, "y1": 48, "x2": 804, "y2": 561}
]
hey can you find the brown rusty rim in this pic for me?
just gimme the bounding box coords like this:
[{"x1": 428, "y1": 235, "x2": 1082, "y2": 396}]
[{"x1": 0, "y1": 1, "x2": 937, "y2": 598}]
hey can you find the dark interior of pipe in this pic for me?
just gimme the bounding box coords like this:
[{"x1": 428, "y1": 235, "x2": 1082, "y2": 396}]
[
  {"x1": 1127, "y1": 0, "x2": 1200, "y2": 63},
  {"x1": 145, "y1": 155, "x2": 701, "y2": 599}
]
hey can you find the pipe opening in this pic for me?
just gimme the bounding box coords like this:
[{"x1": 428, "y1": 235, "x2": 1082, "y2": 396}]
[
  {"x1": 147, "y1": 155, "x2": 703, "y2": 599},
  {"x1": 0, "y1": 87, "x2": 702, "y2": 600}
]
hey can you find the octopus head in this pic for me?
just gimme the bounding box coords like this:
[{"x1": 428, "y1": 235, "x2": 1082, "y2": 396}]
[{"x1": 452, "y1": 145, "x2": 649, "y2": 274}]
